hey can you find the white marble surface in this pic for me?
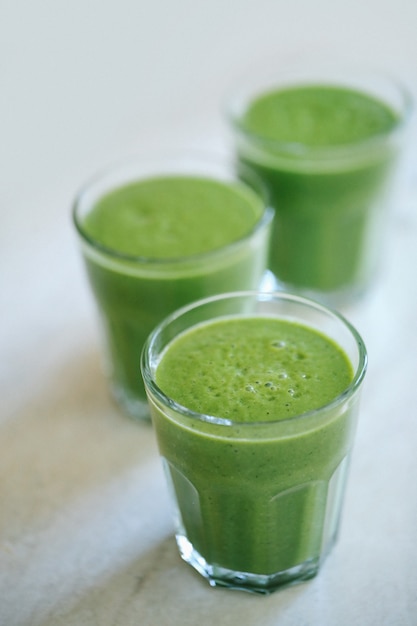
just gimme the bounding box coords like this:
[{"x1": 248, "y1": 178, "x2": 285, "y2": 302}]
[{"x1": 1, "y1": 1, "x2": 417, "y2": 624}]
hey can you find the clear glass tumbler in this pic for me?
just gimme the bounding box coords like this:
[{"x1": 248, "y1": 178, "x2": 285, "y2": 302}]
[
  {"x1": 73, "y1": 155, "x2": 273, "y2": 420},
  {"x1": 226, "y1": 65, "x2": 413, "y2": 307},
  {"x1": 141, "y1": 291, "x2": 367, "y2": 593}
]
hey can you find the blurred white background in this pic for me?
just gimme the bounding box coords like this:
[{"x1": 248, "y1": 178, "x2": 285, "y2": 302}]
[{"x1": 2, "y1": 0, "x2": 417, "y2": 217}]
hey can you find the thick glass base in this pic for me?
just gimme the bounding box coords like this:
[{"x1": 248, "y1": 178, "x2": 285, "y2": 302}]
[
  {"x1": 259, "y1": 269, "x2": 279, "y2": 293},
  {"x1": 271, "y1": 274, "x2": 370, "y2": 311},
  {"x1": 176, "y1": 535, "x2": 320, "y2": 595},
  {"x1": 111, "y1": 383, "x2": 151, "y2": 421}
]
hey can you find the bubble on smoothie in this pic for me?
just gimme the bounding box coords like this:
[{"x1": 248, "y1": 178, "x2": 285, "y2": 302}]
[
  {"x1": 271, "y1": 339, "x2": 287, "y2": 349},
  {"x1": 288, "y1": 386, "x2": 302, "y2": 399}
]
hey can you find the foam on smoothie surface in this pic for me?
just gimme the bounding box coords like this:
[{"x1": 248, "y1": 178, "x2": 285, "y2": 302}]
[
  {"x1": 82, "y1": 175, "x2": 263, "y2": 258},
  {"x1": 156, "y1": 317, "x2": 353, "y2": 421},
  {"x1": 241, "y1": 85, "x2": 399, "y2": 147}
]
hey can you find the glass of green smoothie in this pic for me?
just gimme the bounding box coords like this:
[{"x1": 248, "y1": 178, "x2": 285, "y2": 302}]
[
  {"x1": 73, "y1": 156, "x2": 274, "y2": 420},
  {"x1": 141, "y1": 290, "x2": 367, "y2": 594},
  {"x1": 227, "y1": 66, "x2": 412, "y2": 306}
]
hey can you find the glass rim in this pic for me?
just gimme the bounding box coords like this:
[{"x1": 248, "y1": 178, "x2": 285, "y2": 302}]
[
  {"x1": 225, "y1": 67, "x2": 414, "y2": 162},
  {"x1": 141, "y1": 290, "x2": 368, "y2": 428},
  {"x1": 72, "y1": 153, "x2": 274, "y2": 267}
]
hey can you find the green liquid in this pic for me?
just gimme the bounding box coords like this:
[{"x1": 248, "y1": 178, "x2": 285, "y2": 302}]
[
  {"x1": 236, "y1": 85, "x2": 401, "y2": 296},
  {"x1": 156, "y1": 317, "x2": 352, "y2": 420},
  {"x1": 152, "y1": 316, "x2": 357, "y2": 579},
  {"x1": 78, "y1": 176, "x2": 269, "y2": 411},
  {"x1": 83, "y1": 176, "x2": 263, "y2": 257}
]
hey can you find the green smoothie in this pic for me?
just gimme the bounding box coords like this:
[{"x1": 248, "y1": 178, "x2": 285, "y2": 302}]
[
  {"x1": 74, "y1": 174, "x2": 272, "y2": 417},
  {"x1": 82, "y1": 176, "x2": 263, "y2": 258},
  {"x1": 149, "y1": 314, "x2": 358, "y2": 588},
  {"x1": 233, "y1": 84, "x2": 403, "y2": 299}
]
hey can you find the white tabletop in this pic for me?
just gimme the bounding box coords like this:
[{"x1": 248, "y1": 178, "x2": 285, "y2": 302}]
[{"x1": 2, "y1": 1, "x2": 417, "y2": 624}]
